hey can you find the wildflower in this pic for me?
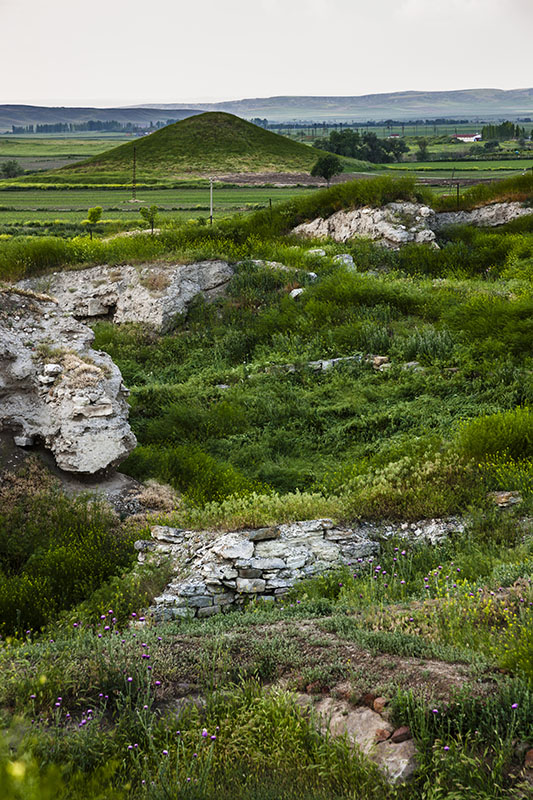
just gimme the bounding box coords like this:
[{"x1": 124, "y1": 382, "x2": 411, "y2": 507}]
[
  {"x1": 155, "y1": 680, "x2": 161, "y2": 686},
  {"x1": 210, "y1": 735, "x2": 216, "y2": 740},
  {"x1": 511, "y1": 703, "x2": 518, "y2": 709},
  {"x1": 443, "y1": 746, "x2": 450, "y2": 751},
  {"x1": 202, "y1": 729, "x2": 208, "y2": 737},
  {"x1": 432, "y1": 709, "x2": 439, "y2": 714},
  {"x1": 127, "y1": 677, "x2": 133, "y2": 683},
  {"x1": 163, "y1": 750, "x2": 168, "y2": 756}
]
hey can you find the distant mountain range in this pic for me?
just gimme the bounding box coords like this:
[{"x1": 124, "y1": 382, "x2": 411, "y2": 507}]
[
  {"x1": 132, "y1": 88, "x2": 533, "y2": 121},
  {"x1": 0, "y1": 106, "x2": 201, "y2": 132},
  {"x1": 1, "y1": 88, "x2": 532, "y2": 130}
]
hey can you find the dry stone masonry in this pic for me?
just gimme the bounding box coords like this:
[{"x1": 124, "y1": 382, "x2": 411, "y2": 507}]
[
  {"x1": 137, "y1": 517, "x2": 463, "y2": 619},
  {"x1": 0, "y1": 289, "x2": 136, "y2": 473}
]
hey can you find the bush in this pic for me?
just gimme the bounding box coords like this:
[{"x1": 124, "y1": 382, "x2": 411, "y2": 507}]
[
  {"x1": 0, "y1": 467, "x2": 137, "y2": 635},
  {"x1": 456, "y1": 407, "x2": 533, "y2": 462}
]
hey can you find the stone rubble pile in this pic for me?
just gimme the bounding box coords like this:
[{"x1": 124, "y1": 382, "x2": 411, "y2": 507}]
[
  {"x1": 136, "y1": 517, "x2": 464, "y2": 619},
  {"x1": 0, "y1": 289, "x2": 136, "y2": 473}
]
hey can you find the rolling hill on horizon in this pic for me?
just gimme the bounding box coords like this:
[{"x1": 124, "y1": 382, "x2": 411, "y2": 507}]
[
  {"x1": 131, "y1": 88, "x2": 533, "y2": 121},
  {"x1": 15, "y1": 113, "x2": 366, "y2": 183},
  {"x1": 1, "y1": 88, "x2": 532, "y2": 131}
]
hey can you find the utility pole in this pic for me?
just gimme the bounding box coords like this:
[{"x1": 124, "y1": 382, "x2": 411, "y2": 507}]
[
  {"x1": 209, "y1": 177, "x2": 213, "y2": 225},
  {"x1": 132, "y1": 146, "x2": 137, "y2": 201}
]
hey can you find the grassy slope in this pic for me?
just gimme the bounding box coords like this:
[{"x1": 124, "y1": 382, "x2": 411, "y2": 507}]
[{"x1": 14, "y1": 113, "x2": 368, "y2": 183}]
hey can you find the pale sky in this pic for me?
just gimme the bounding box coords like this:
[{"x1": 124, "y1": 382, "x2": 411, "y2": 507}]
[{"x1": 1, "y1": 0, "x2": 531, "y2": 106}]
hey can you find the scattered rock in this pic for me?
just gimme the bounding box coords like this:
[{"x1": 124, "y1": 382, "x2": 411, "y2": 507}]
[
  {"x1": 306, "y1": 248, "x2": 326, "y2": 257},
  {"x1": 371, "y1": 739, "x2": 418, "y2": 784},
  {"x1": 372, "y1": 355, "x2": 390, "y2": 369},
  {"x1": 333, "y1": 253, "x2": 355, "y2": 268},
  {"x1": 0, "y1": 289, "x2": 136, "y2": 473},
  {"x1": 373, "y1": 696, "x2": 389, "y2": 714},
  {"x1": 290, "y1": 287, "x2": 305, "y2": 299},
  {"x1": 488, "y1": 490, "x2": 523, "y2": 508},
  {"x1": 391, "y1": 726, "x2": 412, "y2": 743},
  {"x1": 292, "y1": 201, "x2": 533, "y2": 249},
  {"x1": 525, "y1": 748, "x2": 533, "y2": 769},
  {"x1": 375, "y1": 728, "x2": 392, "y2": 743},
  {"x1": 361, "y1": 693, "x2": 377, "y2": 708}
]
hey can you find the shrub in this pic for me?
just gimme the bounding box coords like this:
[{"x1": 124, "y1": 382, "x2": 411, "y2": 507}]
[
  {"x1": 0, "y1": 468, "x2": 137, "y2": 635},
  {"x1": 456, "y1": 407, "x2": 533, "y2": 462}
]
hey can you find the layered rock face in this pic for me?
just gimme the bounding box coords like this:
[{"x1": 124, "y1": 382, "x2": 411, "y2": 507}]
[
  {"x1": 292, "y1": 202, "x2": 437, "y2": 248},
  {"x1": 292, "y1": 201, "x2": 532, "y2": 248},
  {"x1": 18, "y1": 260, "x2": 234, "y2": 332},
  {"x1": 0, "y1": 289, "x2": 136, "y2": 473},
  {"x1": 433, "y1": 201, "x2": 533, "y2": 229},
  {"x1": 137, "y1": 517, "x2": 462, "y2": 619}
]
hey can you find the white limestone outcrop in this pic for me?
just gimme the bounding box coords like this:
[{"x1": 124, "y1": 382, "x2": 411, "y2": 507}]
[
  {"x1": 0, "y1": 289, "x2": 136, "y2": 473},
  {"x1": 292, "y1": 201, "x2": 533, "y2": 249},
  {"x1": 18, "y1": 260, "x2": 234, "y2": 332},
  {"x1": 292, "y1": 202, "x2": 437, "y2": 248}
]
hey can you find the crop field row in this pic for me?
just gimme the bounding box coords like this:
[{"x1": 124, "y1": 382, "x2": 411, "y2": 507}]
[
  {"x1": 0, "y1": 186, "x2": 316, "y2": 227},
  {"x1": 389, "y1": 158, "x2": 533, "y2": 172}
]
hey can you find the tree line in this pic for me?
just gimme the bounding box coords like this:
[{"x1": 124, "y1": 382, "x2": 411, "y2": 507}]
[
  {"x1": 481, "y1": 122, "x2": 527, "y2": 141},
  {"x1": 313, "y1": 129, "x2": 409, "y2": 163}
]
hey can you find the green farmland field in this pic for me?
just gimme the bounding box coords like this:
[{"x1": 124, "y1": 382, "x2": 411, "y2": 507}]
[
  {"x1": 0, "y1": 186, "x2": 316, "y2": 228},
  {"x1": 0, "y1": 136, "x2": 129, "y2": 157},
  {"x1": 389, "y1": 158, "x2": 533, "y2": 173}
]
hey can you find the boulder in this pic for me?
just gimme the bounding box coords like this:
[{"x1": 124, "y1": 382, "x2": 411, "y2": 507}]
[
  {"x1": 313, "y1": 697, "x2": 417, "y2": 784},
  {"x1": 0, "y1": 289, "x2": 135, "y2": 473}
]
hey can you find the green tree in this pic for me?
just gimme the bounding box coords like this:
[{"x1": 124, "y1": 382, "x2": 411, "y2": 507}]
[
  {"x1": 310, "y1": 154, "x2": 343, "y2": 188},
  {"x1": 0, "y1": 159, "x2": 24, "y2": 178},
  {"x1": 140, "y1": 204, "x2": 159, "y2": 235},
  {"x1": 82, "y1": 206, "x2": 102, "y2": 240},
  {"x1": 416, "y1": 138, "x2": 429, "y2": 161}
]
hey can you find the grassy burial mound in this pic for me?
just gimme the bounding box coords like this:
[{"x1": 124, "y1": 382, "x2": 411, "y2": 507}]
[{"x1": 20, "y1": 113, "x2": 364, "y2": 184}]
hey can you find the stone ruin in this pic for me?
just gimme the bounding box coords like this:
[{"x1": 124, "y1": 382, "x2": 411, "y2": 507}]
[{"x1": 136, "y1": 517, "x2": 463, "y2": 619}]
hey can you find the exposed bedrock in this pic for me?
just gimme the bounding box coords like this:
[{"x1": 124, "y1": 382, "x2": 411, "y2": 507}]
[
  {"x1": 17, "y1": 260, "x2": 235, "y2": 332},
  {"x1": 292, "y1": 201, "x2": 532, "y2": 248},
  {"x1": 0, "y1": 289, "x2": 136, "y2": 473}
]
